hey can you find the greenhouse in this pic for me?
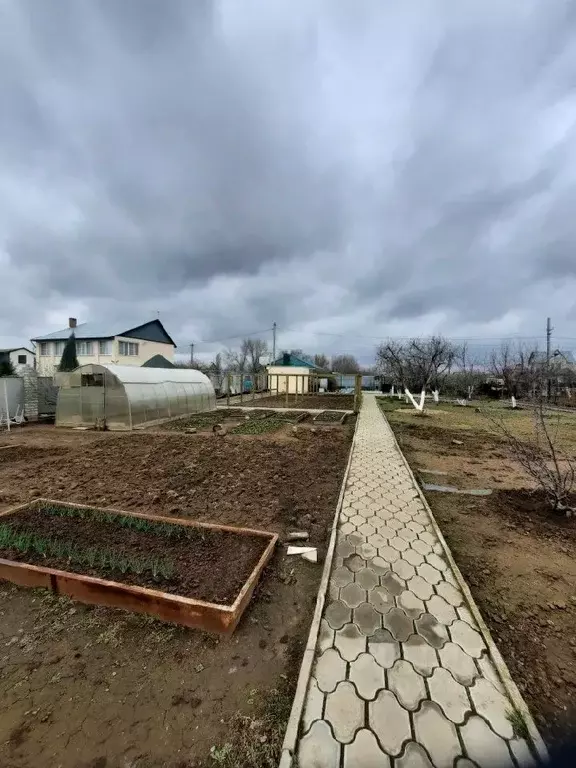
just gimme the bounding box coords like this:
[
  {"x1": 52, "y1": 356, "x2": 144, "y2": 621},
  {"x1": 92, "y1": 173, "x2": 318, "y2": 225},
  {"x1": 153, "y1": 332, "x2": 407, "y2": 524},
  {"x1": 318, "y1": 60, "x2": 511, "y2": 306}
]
[{"x1": 55, "y1": 364, "x2": 216, "y2": 430}]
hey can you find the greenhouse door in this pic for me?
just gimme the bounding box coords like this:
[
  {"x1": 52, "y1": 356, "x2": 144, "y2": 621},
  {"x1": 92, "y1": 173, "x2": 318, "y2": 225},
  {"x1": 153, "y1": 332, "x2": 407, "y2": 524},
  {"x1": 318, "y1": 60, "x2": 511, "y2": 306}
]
[{"x1": 80, "y1": 374, "x2": 105, "y2": 426}]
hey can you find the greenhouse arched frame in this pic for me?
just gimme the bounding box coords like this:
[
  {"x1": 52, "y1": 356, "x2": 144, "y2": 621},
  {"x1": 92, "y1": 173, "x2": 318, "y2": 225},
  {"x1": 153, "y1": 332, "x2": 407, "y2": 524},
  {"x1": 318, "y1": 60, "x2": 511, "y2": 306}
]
[{"x1": 56, "y1": 364, "x2": 216, "y2": 430}]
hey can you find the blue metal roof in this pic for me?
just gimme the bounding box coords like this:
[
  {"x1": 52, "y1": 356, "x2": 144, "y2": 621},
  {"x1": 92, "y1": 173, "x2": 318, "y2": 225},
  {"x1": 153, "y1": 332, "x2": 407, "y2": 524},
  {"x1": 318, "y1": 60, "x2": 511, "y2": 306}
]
[
  {"x1": 32, "y1": 322, "x2": 117, "y2": 341},
  {"x1": 272, "y1": 354, "x2": 320, "y2": 368}
]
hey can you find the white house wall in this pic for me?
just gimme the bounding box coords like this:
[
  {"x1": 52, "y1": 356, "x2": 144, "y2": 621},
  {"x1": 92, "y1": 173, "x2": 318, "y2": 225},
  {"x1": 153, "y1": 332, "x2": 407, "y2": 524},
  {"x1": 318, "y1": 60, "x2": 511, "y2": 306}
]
[
  {"x1": 36, "y1": 336, "x2": 174, "y2": 375},
  {"x1": 267, "y1": 365, "x2": 311, "y2": 394}
]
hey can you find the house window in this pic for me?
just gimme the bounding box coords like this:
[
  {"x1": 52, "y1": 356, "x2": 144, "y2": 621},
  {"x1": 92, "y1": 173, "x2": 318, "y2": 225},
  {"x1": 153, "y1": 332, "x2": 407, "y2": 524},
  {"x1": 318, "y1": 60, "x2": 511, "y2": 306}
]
[
  {"x1": 17, "y1": 355, "x2": 27, "y2": 364},
  {"x1": 39, "y1": 342, "x2": 51, "y2": 356},
  {"x1": 119, "y1": 341, "x2": 139, "y2": 356},
  {"x1": 99, "y1": 340, "x2": 112, "y2": 355},
  {"x1": 55, "y1": 341, "x2": 65, "y2": 356},
  {"x1": 76, "y1": 341, "x2": 93, "y2": 356}
]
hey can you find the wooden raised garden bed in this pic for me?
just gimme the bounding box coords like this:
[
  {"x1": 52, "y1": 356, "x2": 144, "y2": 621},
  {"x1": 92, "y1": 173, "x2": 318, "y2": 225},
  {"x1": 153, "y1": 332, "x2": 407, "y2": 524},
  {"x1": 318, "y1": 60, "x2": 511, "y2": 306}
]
[
  {"x1": 313, "y1": 410, "x2": 349, "y2": 424},
  {"x1": 0, "y1": 499, "x2": 277, "y2": 634}
]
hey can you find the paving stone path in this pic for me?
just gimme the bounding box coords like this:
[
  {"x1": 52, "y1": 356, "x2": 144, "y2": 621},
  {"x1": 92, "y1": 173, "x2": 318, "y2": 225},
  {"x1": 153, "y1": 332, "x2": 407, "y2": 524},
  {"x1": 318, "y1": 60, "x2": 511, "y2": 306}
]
[{"x1": 295, "y1": 394, "x2": 539, "y2": 768}]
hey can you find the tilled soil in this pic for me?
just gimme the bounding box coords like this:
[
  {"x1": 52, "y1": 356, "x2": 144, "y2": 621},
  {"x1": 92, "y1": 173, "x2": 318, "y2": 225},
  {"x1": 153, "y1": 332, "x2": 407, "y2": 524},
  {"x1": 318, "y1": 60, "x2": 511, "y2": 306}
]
[
  {"x1": 0, "y1": 424, "x2": 353, "y2": 767},
  {"x1": 390, "y1": 416, "x2": 576, "y2": 749},
  {"x1": 0, "y1": 505, "x2": 268, "y2": 603},
  {"x1": 255, "y1": 394, "x2": 354, "y2": 410}
]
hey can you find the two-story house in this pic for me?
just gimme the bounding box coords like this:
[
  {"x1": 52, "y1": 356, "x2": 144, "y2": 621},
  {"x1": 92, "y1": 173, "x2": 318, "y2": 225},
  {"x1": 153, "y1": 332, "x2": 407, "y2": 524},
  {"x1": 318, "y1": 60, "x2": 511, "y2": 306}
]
[
  {"x1": 32, "y1": 318, "x2": 176, "y2": 375},
  {"x1": 0, "y1": 347, "x2": 36, "y2": 370}
]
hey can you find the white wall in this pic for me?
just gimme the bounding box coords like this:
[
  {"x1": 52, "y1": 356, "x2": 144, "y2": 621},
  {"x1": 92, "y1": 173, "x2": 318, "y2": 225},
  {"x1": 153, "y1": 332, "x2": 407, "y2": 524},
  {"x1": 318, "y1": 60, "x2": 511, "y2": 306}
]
[
  {"x1": 8, "y1": 349, "x2": 34, "y2": 369},
  {"x1": 0, "y1": 376, "x2": 24, "y2": 420},
  {"x1": 36, "y1": 337, "x2": 174, "y2": 375},
  {"x1": 267, "y1": 365, "x2": 311, "y2": 394}
]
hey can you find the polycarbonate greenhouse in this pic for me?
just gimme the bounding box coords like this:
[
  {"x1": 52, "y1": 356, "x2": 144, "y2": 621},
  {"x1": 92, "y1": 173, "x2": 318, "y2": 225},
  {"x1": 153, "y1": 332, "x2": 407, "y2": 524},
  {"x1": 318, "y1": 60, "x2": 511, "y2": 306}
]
[{"x1": 56, "y1": 364, "x2": 216, "y2": 430}]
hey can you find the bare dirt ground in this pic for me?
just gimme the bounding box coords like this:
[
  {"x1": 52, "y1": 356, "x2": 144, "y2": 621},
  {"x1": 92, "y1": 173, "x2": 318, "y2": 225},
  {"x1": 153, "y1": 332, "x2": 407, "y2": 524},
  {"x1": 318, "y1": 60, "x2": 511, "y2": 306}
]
[
  {"x1": 382, "y1": 399, "x2": 576, "y2": 749},
  {"x1": 252, "y1": 393, "x2": 355, "y2": 410},
  {"x1": 0, "y1": 422, "x2": 353, "y2": 767}
]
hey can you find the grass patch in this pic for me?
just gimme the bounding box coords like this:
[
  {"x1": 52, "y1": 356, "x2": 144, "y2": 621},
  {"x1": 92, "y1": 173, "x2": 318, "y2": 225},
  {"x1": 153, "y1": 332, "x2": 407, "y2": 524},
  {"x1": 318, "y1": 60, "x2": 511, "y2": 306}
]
[{"x1": 506, "y1": 708, "x2": 530, "y2": 740}]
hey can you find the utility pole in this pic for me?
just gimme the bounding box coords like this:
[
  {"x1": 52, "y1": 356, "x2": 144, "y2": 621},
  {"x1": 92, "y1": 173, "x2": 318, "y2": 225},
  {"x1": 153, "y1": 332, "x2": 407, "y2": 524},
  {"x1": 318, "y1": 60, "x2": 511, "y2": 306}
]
[
  {"x1": 272, "y1": 322, "x2": 277, "y2": 363},
  {"x1": 546, "y1": 317, "x2": 552, "y2": 399},
  {"x1": 189, "y1": 343, "x2": 194, "y2": 366}
]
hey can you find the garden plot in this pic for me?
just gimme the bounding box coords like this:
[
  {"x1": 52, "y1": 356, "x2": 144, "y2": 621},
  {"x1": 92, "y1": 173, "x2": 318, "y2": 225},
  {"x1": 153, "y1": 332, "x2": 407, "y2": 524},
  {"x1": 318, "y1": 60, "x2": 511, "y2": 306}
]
[
  {"x1": 0, "y1": 423, "x2": 353, "y2": 767},
  {"x1": 0, "y1": 500, "x2": 276, "y2": 633},
  {"x1": 159, "y1": 408, "x2": 275, "y2": 433},
  {"x1": 312, "y1": 410, "x2": 348, "y2": 424},
  {"x1": 254, "y1": 393, "x2": 354, "y2": 410},
  {"x1": 380, "y1": 397, "x2": 576, "y2": 750}
]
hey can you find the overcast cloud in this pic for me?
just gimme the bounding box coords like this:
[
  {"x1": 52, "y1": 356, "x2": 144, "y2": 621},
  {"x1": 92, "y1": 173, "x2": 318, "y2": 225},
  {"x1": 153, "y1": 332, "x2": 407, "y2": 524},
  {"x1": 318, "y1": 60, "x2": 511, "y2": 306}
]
[{"x1": 2, "y1": 0, "x2": 576, "y2": 363}]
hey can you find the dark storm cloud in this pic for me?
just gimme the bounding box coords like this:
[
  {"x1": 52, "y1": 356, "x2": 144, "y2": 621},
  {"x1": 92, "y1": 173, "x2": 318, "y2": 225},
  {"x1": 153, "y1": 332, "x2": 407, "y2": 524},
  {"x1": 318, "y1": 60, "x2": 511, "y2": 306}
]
[{"x1": 2, "y1": 0, "x2": 576, "y2": 354}]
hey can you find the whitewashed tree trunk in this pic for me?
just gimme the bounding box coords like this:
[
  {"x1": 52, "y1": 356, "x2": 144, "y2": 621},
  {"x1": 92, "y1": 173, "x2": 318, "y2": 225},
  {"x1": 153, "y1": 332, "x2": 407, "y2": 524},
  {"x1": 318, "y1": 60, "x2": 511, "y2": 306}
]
[
  {"x1": 432, "y1": 389, "x2": 439, "y2": 404},
  {"x1": 467, "y1": 385, "x2": 473, "y2": 400},
  {"x1": 511, "y1": 395, "x2": 517, "y2": 409},
  {"x1": 566, "y1": 387, "x2": 571, "y2": 399},
  {"x1": 389, "y1": 385, "x2": 395, "y2": 396},
  {"x1": 405, "y1": 387, "x2": 426, "y2": 412}
]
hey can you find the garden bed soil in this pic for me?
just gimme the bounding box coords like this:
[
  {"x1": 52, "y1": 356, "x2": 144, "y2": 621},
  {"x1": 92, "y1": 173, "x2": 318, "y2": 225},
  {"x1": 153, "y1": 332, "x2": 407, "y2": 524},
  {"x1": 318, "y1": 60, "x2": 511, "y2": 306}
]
[
  {"x1": 313, "y1": 410, "x2": 348, "y2": 423},
  {"x1": 387, "y1": 412, "x2": 576, "y2": 749},
  {"x1": 255, "y1": 393, "x2": 354, "y2": 410},
  {"x1": 160, "y1": 409, "x2": 276, "y2": 433},
  {"x1": 0, "y1": 504, "x2": 269, "y2": 604},
  {"x1": 0, "y1": 424, "x2": 353, "y2": 767}
]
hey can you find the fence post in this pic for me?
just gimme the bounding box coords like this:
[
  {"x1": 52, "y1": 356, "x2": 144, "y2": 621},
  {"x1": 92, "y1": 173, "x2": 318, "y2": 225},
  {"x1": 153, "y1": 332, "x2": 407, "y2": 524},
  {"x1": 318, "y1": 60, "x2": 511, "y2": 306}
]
[
  {"x1": 226, "y1": 373, "x2": 231, "y2": 407},
  {"x1": 252, "y1": 374, "x2": 255, "y2": 403},
  {"x1": 285, "y1": 374, "x2": 289, "y2": 407},
  {"x1": 354, "y1": 374, "x2": 362, "y2": 414}
]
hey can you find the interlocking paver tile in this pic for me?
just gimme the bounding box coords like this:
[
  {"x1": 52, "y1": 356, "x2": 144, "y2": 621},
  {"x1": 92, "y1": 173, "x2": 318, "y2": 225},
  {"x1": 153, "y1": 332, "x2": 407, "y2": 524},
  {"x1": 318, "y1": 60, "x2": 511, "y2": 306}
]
[
  {"x1": 336, "y1": 539, "x2": 355, "y2": 558},
  {"x1": 427, "y1": 594, "x2": 457, "y2": 625},
  {"x1": 368, "y1": 584, "x2": 395, "y2": 614},
  {"x1": 334, "y1": 622, "x2": 366, "y2": 662},
  {"x1": 303, "y1": 678, "x2": 324, "y2": 731},
  {"x1": 347, "y1": 532, "x2": 365, "y2": 547},
  {"x1": 398, "y1": 589, "x2": 425, "y2": 618},
  {"x1": 369, "y1": 555, "x2": 393, "y2": 574},
  {"x1": 457, "y1": 605, "x2": 478, "y2": 627},
  {"x1": 419, "y1": 531, "x2": 436, "y2": 546},
  {"x1": 315, "y1": 648, "x2": 347, "y2": 693},
  {"x1": 417, "y1": 563, "x2": 442, "y2": 585},
  {"x1": 332, "y1": 565, "x2": 354, "y2": 588},
  {"x1": 403, "y1": 634, "x2": 438, "y2": 676},
  {"x1": 356, "y1": 568, "x2": 379, "y2": 590},
  {"x1": 415, "y1": 613, "x2": 449, "y2": 648},
  {"x1": 349, "y1": 652, "x2": 386, "y2": 699},
  {"x1": 411, "y1": 539, "x2": 433, "y2": 556},
  {"x1": 388, "y1": 659, "x2": 426, "y2": 710},
  {"x1": 450, "y1": 620, "x2": 486, "y2": 658},
  {"x1": 341, "y1": 582, "x2": 366, "y2": 609},
  {"x1": 298, "y1": 719, "x2": 341, "y2": 767},
  {"x1": 438, "y1": 642, "x2": 478, "y2": 686},
  {"x1": 428, "y1": 667, "x2": 470, "y2": 723},
  {"x1": 426, "y1": 552, "x2": 449, "y2": 572},
  {"x1": 510, "y1": 737, "x2": 538, "y2": 767},
  {"x1": 436, "y1": 580, "x2": 464, "y2": 606},
  {"x1": 368, "y1": 628, "x2": 400, "y2": 669},
  {"x1": 406, "y1": 575, "x2": 434, "y2": 601},
  {"x1": 325, "y1": 681, "x2": 364, "y2": 743},
  {"x1": 477, "y1": 654, "x2": 506, "y2": 694},
  {"x1": 403, "y1": 547, "x2": 425, "y2": 567},
  {"x1": 354, "y1": 602, "x2": 381, "y2": 636},
  {"x1": 381, "y1": 570, "x2": 404, "y2": 596},
  {"x1": 377, "y1": 545, "x2": 400, "y2": 564},
  {"x1": 343, "y1": 553, "x2": 366, "y2": 572},
  {"x1": 414, "y1": 701, "x2": 461, "y2": 768},
  {"x1": 461, "y1": 716, "x2": 515, "y2": 768},
  {"x1": 392, "y1": 558, "x2": 416, "y2": 580},
  {"x1": 391, "y1": 537, "x2": 410, "y2": 554},
  {"x1": 344, "y1": 728, "x2": 391, "y2": 767},
  {"x1": 383, "y1": 607, "x2": 413, "y2": 642},
  {"x1": 369, "y1": 690, "x2": 411, "y2": 756},
  {"x1": 358, "y1": 522, "x2": 376, "y2": 537},
  {"x1": 396, "y1": 742, "x2": 434, "y2": 768},
  {"x1": 325, "y1": 600, "x2": 352, "y2": 630},
  {"x1": 375, "y1": 524, "x2": 396, "y2": 539},
  {"x1": 318, "y1": 618, "x2": 335, "y2": 653},
  {"x1": 358, "y1": 541, "x2": 377, "y2": 559},
  {"x1": 340, "y1": 521, "x2": 356, "y2": 535},
  {"x1": 470, "y1": 678, "x2": 514, "y2": 739},
  {"x1": 398, "y1": 526, "x2": 418, "y2": 542},
  {"x1": 407, "y1": 521, "x2": 425, "y2": 534}
]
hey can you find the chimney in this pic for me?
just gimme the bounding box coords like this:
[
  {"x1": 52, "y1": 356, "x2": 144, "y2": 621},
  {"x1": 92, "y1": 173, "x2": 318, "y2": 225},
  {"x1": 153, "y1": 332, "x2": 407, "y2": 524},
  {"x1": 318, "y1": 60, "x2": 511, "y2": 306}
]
[{"x1": 69, "y1": 317, "x2": 77, "y2": 329}]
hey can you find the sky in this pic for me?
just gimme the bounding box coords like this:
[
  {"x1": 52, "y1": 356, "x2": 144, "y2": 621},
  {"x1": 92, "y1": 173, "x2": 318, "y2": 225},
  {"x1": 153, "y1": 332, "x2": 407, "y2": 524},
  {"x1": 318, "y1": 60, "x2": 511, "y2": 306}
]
[{"x1": 2, "y1": 0, "x2": 576, "y2": 365}]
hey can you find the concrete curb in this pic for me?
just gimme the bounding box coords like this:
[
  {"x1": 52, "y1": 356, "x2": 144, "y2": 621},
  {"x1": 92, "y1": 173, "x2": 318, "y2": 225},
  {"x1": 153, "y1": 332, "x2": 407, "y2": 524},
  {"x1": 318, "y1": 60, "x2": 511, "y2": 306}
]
[
  {"x1": 380, "y1": 405, "x2": 549, "y2": 765},
  {"x1": 278, "y1": 415, "x2": 360, "y2": 768}
]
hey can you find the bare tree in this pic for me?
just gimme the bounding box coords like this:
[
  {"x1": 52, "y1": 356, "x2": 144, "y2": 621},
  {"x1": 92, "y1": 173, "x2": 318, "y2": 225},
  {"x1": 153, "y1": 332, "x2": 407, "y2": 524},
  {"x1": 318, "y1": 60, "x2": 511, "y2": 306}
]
[
  {"x1": 208, "y1": 353, "x2": 225, "y2": 392},
  {"x1": 224, "y1": 345, "x2": 247, "y2": 373},
  {"x1": 331, "y1": 354, "x2": 360, "y2": 373},
  {"x1": 490, "y1": 342, "x2": 542, "y2": 403},
  {"x1": 376, "y1": 336, "x2": 457, "y2": 411},
  {"x1": 484, "y1": 401, "x2": 575, "y2": 516},
  {"x1": 241, "y1": 339, "x2": 269, "y2": 374},
  {"x1": 313, "y1": 353, "x2": 330, "y2": 369}
]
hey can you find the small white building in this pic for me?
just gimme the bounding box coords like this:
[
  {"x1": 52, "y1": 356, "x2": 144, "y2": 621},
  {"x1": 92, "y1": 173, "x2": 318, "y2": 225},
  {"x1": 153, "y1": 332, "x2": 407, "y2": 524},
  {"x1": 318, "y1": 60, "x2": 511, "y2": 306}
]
[
  {"x1": 267, "y1": 353, "x2": 323, "y2": 394},
  {"x1": 0, "y1": 347, "x2": 36, "y2": 371}
]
